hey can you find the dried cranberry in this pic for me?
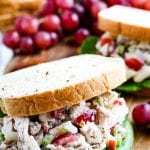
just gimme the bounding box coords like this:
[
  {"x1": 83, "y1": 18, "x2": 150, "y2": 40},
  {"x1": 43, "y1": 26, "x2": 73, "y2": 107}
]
[
  {"x1": 73, "y1": 110, "x2": 96, "y2": 127},
  {"x1": 113, "y1": 100, "x2": 123, "y2": 106},
  {"x1": 100, "y1": 37, "x2": 112, "y2": 46}
]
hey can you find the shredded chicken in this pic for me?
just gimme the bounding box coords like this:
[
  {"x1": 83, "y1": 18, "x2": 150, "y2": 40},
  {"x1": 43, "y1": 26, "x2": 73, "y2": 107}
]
[
  {"x1": 80, "y1": 122, "x2": 102, "y2": 145},
  {"x1": 70, "y1": 101, "x2": 90, "y2": 120},
  {"x1": 2, "y1": 117, "x2": 17, "y2": 141},
  {"x1": 14, "y1": 117, "x2": 40, "y2": 150}
]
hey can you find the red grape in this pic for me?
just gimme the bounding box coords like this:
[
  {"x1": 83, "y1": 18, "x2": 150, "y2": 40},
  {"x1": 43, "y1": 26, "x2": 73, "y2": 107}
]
[
  {"x1": 3, "y1": 30, "x2": 20, "y2": 49},
  {"x1": 130, "y1": 0, "x2": 147, "y2": 8},
  {"x1": 49, "y1": 32, "x2": 58, "y2": 46},
  {"x1": 34, "y1": 31, "x2": 51, "y2": 49},
  {"x1": 56, "y1": 27, "x2": 64, "y2": 40},
  {"x1": 61, "y1": 11, "x2": 79, "y2": 31},
  {"x1": 132, "y1": 102, "x2": 150, "y2": 126},
  {"x1": 19, "y1": 36, "x2": 34, "y2": 54},
  {"x1": 125, "y1": 57, "x2": 144, "y2": 70},
  {"x1": 108, "y1": 0, "x2": 131, "y2": 6},
  {"x1": 74, "y1": 28, "x2": 90, "y2": 44},
  {"x1": 73, "y1": 4, "x2": 86, "y2": 19},
  {"x1": 52, "y1": 133, "x2": 78, "y2": 145},
  {"x1": 39, "y1": 0, "x2": 56, "y2": 17},
  {"x1": 15, "y1": 15, "x2": 39, "y2": 35},
  {"x1": 56, "y1": 0, "x2": 74, "y2": 10},
  {"x1": 144, "y1": 1, "x2": 150, "y2": 10},
  {"x1": 41, "y1": 14, "x2": 61, "y2": 32},
  {"x1": 82, "y1": 0, "x2": 99, "y2": 10},
  {"x1": 90, "y1": 1, "x2": 107, "y2": 19}
]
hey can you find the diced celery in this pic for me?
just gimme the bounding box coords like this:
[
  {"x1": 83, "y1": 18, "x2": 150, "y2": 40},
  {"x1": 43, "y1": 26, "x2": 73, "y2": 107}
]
[
  {"x1": 41, "y1": 136, "x2": 53, "y2": 147},
  {"x1": 58, "y1": 121, "x2": 77, "y2": 134},
  {"x1": 117, "y1": 45, "x2": 125, "y2": 55}
]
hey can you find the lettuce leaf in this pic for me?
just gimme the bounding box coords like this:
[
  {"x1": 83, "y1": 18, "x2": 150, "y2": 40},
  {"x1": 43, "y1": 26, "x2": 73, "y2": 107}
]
[
  {"x1": 80, "y1": 36, "x2": 98, "y2": 54},
  {"x1": 141, "y1": 79, "x2": 150, "y2": 88},
  {"x1": 117, "y1": 79, "x2": 150, "y2": 92},
  {"x1": 0, "y1": 110, "x2": 6, "y2": 118},
  {"x1": 117, "y1": 117, "x2": 134, "y2": 150}
]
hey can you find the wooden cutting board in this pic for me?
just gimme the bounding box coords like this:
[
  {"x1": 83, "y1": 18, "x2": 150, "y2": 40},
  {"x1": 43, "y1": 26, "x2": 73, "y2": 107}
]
[{"x1": 5, "y1": 43, "x2": 150, "y2": 150}]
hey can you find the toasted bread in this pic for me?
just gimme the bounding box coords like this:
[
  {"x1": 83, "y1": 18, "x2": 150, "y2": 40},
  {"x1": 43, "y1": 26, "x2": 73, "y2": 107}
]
[
  {"x1": 0, "y1": 0, "x2": 43, "y2": 30},
  {"x1": 0, "y1": 55, "x2": 126, "y2": 117},
  {"x1": 0, "y1": 14, "x2": 18, "y2": 30},
  {"x1": 98, "y1": 5, "x2": 150, "y2": 41}
]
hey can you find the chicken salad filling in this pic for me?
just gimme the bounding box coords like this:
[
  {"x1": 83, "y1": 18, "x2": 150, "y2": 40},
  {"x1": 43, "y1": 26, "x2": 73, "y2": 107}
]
[
  {"x1": 96, "y1": 32, "x2": 150, "y2": 84},
  {"x1": 0, "y1": 91, "x2": 128, "y2": 150}
]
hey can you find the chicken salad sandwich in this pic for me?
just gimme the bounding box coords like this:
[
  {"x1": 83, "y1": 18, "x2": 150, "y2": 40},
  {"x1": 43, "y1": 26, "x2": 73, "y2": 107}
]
[
  {"x1": 97, "y1": 5, "x2": 150, "y2": 96},
  {"x1": 0, "y1": 54, "x2": 133, "y2": 150}
]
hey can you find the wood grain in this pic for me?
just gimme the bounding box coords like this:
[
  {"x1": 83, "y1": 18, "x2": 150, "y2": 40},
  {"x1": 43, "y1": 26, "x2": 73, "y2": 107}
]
[{"x1": 4, "y1": 43, "x2": 150, "y2": 150}]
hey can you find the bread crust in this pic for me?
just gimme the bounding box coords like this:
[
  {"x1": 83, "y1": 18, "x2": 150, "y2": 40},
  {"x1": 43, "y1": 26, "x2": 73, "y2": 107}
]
[
  {"x1": 98, "y1": 5, "x2": 150, "y2": 41},
  {"x1": 0, "y1": 55, "x2": 126, "y2": 117},
  {"x1": 2, "y1": 73, "x2": 122, "y2": 117}
]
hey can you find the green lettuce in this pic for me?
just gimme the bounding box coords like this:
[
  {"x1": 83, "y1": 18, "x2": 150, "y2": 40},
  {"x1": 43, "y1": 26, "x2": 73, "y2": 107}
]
[
  {"x1": 0, "y1": 110, "x2": 6, "y2": 118},
  {"x1": 80, "y1": 36, "x2": 98, "y2": 54},
  {"x1": 117, "y1": 79, "x2": 150, "y2": 92},
  {"x1": 117, "y1": 117, "x2": 134, "y2": 150}
]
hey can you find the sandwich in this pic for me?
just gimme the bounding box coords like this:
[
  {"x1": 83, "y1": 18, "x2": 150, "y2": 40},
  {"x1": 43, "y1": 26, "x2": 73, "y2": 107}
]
[
  {"x1": 97, "y1": 5, "x2": 150, "y2": 96},
  {"x1": 0, "y1": 54, "x2": 133, "y2": 149}
]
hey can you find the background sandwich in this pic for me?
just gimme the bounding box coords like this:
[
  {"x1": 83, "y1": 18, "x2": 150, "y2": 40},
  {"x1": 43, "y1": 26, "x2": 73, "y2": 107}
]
[
  {"x1": 96, "y1": 5, "x2": 150, "y2": 96},
  {"x1": 0, "y1": 55, "x2": 133, "y2": 149}
]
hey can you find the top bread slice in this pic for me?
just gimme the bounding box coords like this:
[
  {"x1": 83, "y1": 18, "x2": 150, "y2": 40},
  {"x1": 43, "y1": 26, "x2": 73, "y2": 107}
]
[
  {"x1": 98, "y1": 5, "x2": 150, "y2": 41},
  {"x1": 0, "y1": 55, "x2": 126, "y2": 117}
]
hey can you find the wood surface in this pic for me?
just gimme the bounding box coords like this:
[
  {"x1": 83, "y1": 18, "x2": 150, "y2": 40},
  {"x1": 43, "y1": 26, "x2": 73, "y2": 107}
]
[
  {"x1": 5, "y1": 43, "x2": 150, "y2": 150},
  {"x1": 5, "y1": 42, "x2": 78, "y2": 73}
]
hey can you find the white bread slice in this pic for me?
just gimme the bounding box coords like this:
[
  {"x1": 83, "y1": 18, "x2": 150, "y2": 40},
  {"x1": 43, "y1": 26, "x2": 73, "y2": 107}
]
[
  {"x1": 0, "y1": 55, "x2": 126, "y2": 117},
  {"x1": 98, "y1": 5, "x2": 150, "y2": 41}
]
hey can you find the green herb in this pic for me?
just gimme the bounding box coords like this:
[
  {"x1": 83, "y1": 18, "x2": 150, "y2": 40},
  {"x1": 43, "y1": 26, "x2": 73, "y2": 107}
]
[
  {"x1": 0, "y1": 133, "x2": 4, "y2": 143},
  {"x1": 80, "y1": 36, "x2": 98, "y2": 54}
]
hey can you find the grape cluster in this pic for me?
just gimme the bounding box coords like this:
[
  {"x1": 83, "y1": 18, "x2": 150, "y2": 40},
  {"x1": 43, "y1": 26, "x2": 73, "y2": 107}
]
[
  {"x1": 3, "y1": 0, "x2": 147, "y2": 54},
  {"x1": 2, "y1": 0, "x2": 108, "y2": 54}
]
